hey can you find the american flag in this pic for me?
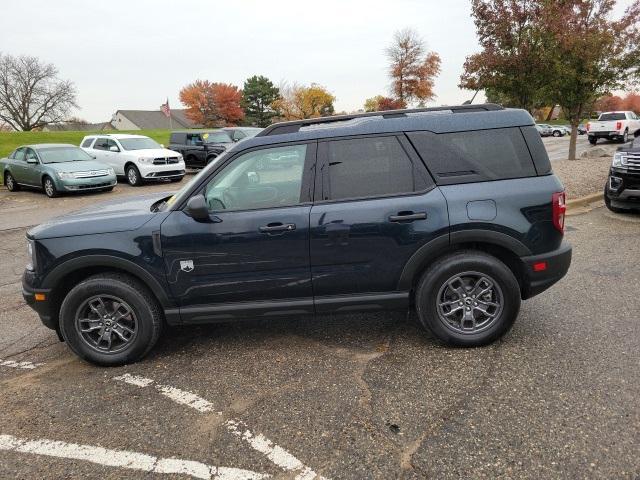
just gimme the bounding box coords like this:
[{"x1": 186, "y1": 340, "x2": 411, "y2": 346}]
[{"x1": 160, "y1": 99, "x2": 171, "y2": 118}]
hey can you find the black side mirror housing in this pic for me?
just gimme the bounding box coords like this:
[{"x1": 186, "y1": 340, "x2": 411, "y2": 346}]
[
  {"x1": 185, "y1": 195, "x2": 210, "y2": 222},
  {"x1": 634, "y1": 129, "x2": 640, "y2": 138}
]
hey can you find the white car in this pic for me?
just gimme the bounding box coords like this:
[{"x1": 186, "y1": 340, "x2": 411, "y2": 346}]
[
  {"x1": 587, "y1": 111, "x2": 640, "y2": 145},
  {"x1": 80, "y1": 134, "x2": 186, "y2": 186}
]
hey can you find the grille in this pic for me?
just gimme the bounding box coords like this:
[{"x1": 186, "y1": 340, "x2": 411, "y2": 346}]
[
  {"x1": 153, "y1": 157, "x2": 180, "y2": 165},
  {"x1": 627, "y1": 153, "x2": 640, "y2": 172},
  {"x1": 74, "y1": 170, "x2": 110, "y2": 178},
  {"x1": 147, "y1": 170, "x2": 184, "y2": 178}
]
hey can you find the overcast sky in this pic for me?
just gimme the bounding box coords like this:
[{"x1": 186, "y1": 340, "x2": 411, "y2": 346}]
[{"x1": 1, "y1": 0, "x2": 636, "y2": 122}]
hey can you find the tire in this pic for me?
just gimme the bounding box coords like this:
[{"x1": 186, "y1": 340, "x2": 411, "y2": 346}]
[
  {"x1": 415, "y1": 251, "x2": 521, "y2": 347},
  {"x1": 588, "y1": 136, "x2": 597, "y2": 145},
  {"x1": 59, "y1": 273, "x2": 163, "y2": 366},
  {"x1": 5, "y1": 172, "x2": 19, "y2": 191},
  {"x1": 553, "y1": 130, "x2": 561, "y2": 137},
  {"x1": 126, "y1": 164, "x2": 142, "y2": 186},
  {"x1": 43, "y1": 176, "x2": 59, "y2": 198}
]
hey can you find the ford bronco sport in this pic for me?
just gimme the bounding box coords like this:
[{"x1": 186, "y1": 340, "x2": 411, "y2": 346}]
[{"x1": 23, "y1": 104, "x2": 572, "y2": 366}]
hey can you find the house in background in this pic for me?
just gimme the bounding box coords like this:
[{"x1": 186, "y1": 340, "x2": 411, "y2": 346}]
[
  {"x1": 111, "y1": 110, "x2": 201, "y2": 130},
  {"x1": 43, "y1": 121, "x2": 114, "y2": 132}
]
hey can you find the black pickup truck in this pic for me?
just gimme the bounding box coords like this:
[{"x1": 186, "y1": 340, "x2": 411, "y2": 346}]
[{"x1": 169, "y1": 130, "x2": 233, "y2": 168}]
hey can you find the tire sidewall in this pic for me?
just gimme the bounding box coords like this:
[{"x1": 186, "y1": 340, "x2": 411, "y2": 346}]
[
  {"x1": 416, "y1": 253, "x2": 521, "y2": 347},
  {"x1": 6, "y1": 173, "x2": 15, "y2": 191},
  {"x1": 43, "y1": 176, "x2": 57, "y2": 197},
  {"x1": 59, "y1": 277, "x2": 156, "y2": 366}
]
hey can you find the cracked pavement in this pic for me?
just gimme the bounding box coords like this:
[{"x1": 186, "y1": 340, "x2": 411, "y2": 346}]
[{"x1": 1, "y1": 181, "x2": 639, "y2": 479}]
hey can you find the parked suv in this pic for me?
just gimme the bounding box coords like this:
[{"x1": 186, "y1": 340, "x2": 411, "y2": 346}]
[
  {"x1": 604, "y1": 128, "x2": 640, "y2": 212},
  {"x1": 169, "y1": 130, "x2": 233, "y2": 168},
  {"x1": 23, "y1": 104, "x2": 572, "y2": 366},
  {"x1": 81, "y1": 134, "x2": 185, "y2": 185}
]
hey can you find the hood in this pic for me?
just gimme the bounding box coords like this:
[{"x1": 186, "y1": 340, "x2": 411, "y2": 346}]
[
  {"x1": 132, "y1": 148, "x2": 182, "y2": 157},
  {"x1": 28, "y1": 192, "x2": 172, "y2": 240},
  {"x1": 45, "y1": 160, "x2": 111, "y2": 173}
]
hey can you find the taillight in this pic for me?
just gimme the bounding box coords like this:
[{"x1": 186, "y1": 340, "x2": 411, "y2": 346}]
[
  {"x1": 552, "y1": 192, "x2": 566, "y2": 234},
  {"x1": 616, "y1": 121, "x2": 622, "y2": 131},
  {"x1": 586, "y1": 122, "x2": 590, "y2": 131}
]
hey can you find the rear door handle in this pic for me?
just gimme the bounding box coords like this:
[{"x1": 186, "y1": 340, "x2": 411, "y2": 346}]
[
  {"x1": 388, "y1": 212, "x2": 427, "y2": 222},
  {"x1": 259, "y1": 222, "x2": 296, "y2": 233}
]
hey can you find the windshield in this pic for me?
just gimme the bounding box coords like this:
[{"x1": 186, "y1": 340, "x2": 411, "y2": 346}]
[
  {"x1": 599, "y1": 113, "x2": 626, "y2": 121},
  {"x1": 203, "y1": 132, "x2": 233, "y2": 143},
  {"x1": 38, "y1": 147, "x2": 93, "y2": 164},
  {"x1": 118, "y1": 137, "x2": 161, "y2": 150}
]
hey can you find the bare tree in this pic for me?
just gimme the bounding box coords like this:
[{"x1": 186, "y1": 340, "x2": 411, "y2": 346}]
[
  {"x1": 386, "y1": 28, "x2": 441, "y2": 105},
  {"x1": 0, "y1": 54, "x2": 78, "y2": 131}
]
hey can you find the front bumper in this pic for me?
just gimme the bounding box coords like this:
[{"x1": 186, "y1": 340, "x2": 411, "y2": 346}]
[
  {"x1": 520, "y1": 241, "x2": 572, "y2": 299},
  {"x1": 22, "y1": 269, "x2": 56, "y2": 330},
  {"x1": 61, "y1": 175, "x2": 117, "y2": 191},
  {"x1": 606, "y1": 167, "x2": 640, "y2": 208},
  {"x1": 139, "y1": 162, "x2": 186, "y2": 180}
]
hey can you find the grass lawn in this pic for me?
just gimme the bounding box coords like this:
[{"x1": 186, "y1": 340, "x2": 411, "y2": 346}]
[{"x1": 0, "y1": 130, "x2": 172, "y2": 183}]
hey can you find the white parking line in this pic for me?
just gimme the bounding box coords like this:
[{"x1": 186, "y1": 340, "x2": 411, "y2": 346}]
[
  {"x1": 0, "y1": 433, "x2": 268, "y2": 480},
  {"x1": 114, "y1": 373, "x2": 217, "y2": 413},
  {"x1": 113, "y1": 374, "x2": 329, "y2": 480},
  {"x1": 0, "y1": 359, "x2": 44, "y2": 370}
]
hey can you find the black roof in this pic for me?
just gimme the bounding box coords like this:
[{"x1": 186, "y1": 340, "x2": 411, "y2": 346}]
[{"x1": 234, "y1": 104, "x2": 534, "y2": 152}]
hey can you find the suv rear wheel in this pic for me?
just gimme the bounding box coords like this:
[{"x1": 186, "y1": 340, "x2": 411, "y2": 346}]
[
  {"x1": 415, "y1": 251, "x2": 521, "y2": 347},
  {"x1": 59, "y1": 273, "x2": 162, "y2": 366}
]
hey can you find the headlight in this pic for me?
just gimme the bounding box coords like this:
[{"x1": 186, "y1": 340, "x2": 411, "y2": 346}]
[
  {"x1": 57, "y1": 172, "x2": 75, "y2": 179},
  {"x1": 612, "y1": 152, "x2": 628, "y2": 167},
  {"x1": 138, "y1": 157, "x2": 153, "y2": 163},
  {"x1": 107, "y1": 168, "x2": 115, "y2": 176},
  {"x1": 26, "y1": 239, "x2": 36, "y2": 271}
]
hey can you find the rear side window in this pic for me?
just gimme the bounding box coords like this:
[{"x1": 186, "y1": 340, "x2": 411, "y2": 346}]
[
  {"x1": 323, "y1": 136, "x2": 429, "y2": 201},
  {"x1": 81, "y1": 138, "x2": 94, "y2": 148},
  {"x1": 407, "y1": 128, "x2": 536, "y2": 185}
]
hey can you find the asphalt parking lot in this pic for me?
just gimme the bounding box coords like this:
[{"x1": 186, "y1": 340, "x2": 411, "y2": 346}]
[{"x1": 1, "y1": 147, "x2": 639, "y2": 479}]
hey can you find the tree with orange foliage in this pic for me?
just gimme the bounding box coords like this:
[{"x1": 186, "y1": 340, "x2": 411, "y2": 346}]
[
  {"x1": 364, "y1": 95, "x2": 407, "y2": 112},
  {"x1": 271, "y1": 83, "x2": 335, "y2": 120},
  {"x1": 179, "y1": 80, "x2": 244, "y2": 127},
  {"x1": 595, "y1": 92, "x2": 640, "y2": 112},
  {"x1": 386, "y1": 28, "x2": 441, "y2": 105}
]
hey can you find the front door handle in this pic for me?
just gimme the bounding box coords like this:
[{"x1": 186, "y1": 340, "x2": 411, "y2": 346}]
[
  {"x1": 388, "y1": 212, "x2": 427, "y2": 222},
  {"x1": 259, "y1": 222, "x2": 296, "y2": 233}
]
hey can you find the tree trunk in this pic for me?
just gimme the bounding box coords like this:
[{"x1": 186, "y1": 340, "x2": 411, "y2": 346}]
[{"x1": 568, "y1": 120, "x2": 579, "y2": 160}]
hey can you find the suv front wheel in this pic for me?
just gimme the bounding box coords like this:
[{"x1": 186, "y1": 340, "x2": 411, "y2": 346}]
[
  {"x1": 59, "y1": 273, "x2": 162, "y2": 366},
  {"x1": 415, "y1": 251, "x2": 521, "y2": 347}
]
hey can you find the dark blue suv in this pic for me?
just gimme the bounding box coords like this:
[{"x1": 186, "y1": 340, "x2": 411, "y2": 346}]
[{"x1": 23, "y1": 105, "x2": 572, "y2": 365}]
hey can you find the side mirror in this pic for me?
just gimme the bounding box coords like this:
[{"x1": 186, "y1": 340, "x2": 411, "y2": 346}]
[
  {"x1": 26, "y1": 158, "x2": 38, "y2": 164},
  {"x1": 634, "y1": 129, "x2": 640, "y2": 138},
  {"x1": 109, "y1": 145, "x2": 119, "y2": 152},
  {"x1": 185, "y1": 194, "x2": 210, "y2": 222}
]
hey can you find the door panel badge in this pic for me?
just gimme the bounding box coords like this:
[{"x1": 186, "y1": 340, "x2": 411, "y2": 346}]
[{"x1": 180, "y1": 260, "x2": 194, "y2": 273}]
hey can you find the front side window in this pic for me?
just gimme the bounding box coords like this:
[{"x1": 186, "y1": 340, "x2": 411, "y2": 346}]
[
  {"x1": 106, "y1": 139, "x2": 120, "y2": 151},
  {"x1": 93, "y1": 138, "x2": 109, "y2": 150},
  {"x1": 325, "y1": 136, "x2": 419, "y2": 201},
  {"x1": 204, "y1": 144, "x2": 307, "y2": 211},
  {"x1": 25, "y1": 148, "x2": 38, "y2": 162}
]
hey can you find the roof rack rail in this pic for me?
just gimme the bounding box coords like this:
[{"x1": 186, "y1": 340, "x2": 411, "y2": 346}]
[{"x1": 257, "y1": 103, "x2": 504, "y2": 137}]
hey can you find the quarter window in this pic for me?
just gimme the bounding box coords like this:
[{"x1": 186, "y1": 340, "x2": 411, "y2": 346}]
[
  {"x1": 407, "y1": 128, "x2": 536, "y2": 185},
  {"x1": 324, "y1": 136, "x2": 421, "y2": 201},
  {"x1": 204, "y1": 144, "x2": 307, "y2": 212}
]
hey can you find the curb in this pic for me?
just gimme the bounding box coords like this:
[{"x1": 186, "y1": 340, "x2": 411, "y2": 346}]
[{"x1": 566, "y1": 192, "x2": 603, "y2": 211}]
